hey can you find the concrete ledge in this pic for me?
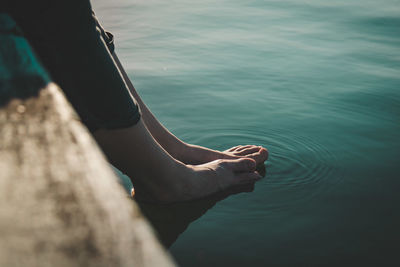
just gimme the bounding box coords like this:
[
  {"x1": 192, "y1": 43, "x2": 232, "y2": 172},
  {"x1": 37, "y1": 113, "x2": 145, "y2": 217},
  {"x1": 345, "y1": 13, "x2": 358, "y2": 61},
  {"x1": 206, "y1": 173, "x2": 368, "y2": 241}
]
[{"x1": 0, "y1": 13, "x2": 175, "y2": 267}]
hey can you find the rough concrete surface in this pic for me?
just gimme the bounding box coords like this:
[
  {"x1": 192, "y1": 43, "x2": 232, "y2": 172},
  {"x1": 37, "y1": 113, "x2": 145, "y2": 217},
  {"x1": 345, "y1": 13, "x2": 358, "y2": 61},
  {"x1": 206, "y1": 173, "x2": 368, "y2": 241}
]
[{"x1": 0, "y1": 13, "x2": 175, "y2": 267}]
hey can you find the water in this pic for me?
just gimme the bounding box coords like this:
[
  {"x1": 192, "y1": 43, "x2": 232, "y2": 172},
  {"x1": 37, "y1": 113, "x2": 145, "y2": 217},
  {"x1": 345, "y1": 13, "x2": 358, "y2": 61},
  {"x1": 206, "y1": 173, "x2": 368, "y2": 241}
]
[{"x1": 93, "y1": 0, "x2": 400, "y2": 265}]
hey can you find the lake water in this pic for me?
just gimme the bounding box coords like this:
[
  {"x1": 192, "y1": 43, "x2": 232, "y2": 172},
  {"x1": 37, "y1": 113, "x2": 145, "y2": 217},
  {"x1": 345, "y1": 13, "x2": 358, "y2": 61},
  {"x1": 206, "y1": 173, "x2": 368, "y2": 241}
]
[{"x1": 93, "y1": 0, "x2": 400, "y2": 265}]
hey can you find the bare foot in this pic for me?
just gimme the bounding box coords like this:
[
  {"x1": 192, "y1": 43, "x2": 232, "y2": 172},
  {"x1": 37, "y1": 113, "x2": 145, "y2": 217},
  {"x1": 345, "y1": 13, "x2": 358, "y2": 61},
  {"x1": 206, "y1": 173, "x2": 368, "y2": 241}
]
[
  {"x1": 136, "y1": 157, "x2": 261, "y2": 203},
  {"x1": 180, "y1": 144, "x2": 269, "y2": 166}
]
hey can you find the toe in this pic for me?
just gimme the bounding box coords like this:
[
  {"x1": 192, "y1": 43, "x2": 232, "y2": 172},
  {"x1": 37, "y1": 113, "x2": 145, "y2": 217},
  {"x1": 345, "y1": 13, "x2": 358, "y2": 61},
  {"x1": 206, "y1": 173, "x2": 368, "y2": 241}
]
[
  {"x1": 226, "y1": 145, "x2": 243, "y2": 152},
  {"x1": 245, "y1": 147, "x2": 268, "y2": 165},
  {"x1": 235, "y1": 145, "x2": 256, "y2": 152},
  {"x1": 234, "y1": 146, "x2": 261, "y2": 156},
  {"x1": 259, "y1": 147, "x2": 269, "y2": 161}
]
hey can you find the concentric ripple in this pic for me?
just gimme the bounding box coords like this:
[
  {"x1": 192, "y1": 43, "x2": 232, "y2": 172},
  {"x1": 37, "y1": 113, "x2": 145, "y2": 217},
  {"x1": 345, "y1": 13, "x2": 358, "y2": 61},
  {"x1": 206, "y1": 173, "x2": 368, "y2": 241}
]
[{"x1": 182, "y1": 126, "x2": 342, "y2": 211}]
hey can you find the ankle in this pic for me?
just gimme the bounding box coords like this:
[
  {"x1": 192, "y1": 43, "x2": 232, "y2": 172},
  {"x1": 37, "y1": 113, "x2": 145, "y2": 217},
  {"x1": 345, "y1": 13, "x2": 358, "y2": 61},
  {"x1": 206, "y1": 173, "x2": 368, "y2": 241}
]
[{"x1": 144, "y1": 160, "x2": 196, "y2": 203}]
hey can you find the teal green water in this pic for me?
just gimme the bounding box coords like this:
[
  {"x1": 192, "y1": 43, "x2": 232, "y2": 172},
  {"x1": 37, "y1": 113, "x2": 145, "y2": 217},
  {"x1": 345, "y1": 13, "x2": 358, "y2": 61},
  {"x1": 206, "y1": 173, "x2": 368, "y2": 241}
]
[{"x1": 94, "y1": 0, "x2": 400, "y2": 265}]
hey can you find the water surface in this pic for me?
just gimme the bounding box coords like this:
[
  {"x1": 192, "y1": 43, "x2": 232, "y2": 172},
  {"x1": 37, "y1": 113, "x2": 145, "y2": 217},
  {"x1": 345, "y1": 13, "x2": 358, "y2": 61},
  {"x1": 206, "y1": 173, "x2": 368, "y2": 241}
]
[{"x1": 93, "y1": 0, "x2": 400, "y2": 265}]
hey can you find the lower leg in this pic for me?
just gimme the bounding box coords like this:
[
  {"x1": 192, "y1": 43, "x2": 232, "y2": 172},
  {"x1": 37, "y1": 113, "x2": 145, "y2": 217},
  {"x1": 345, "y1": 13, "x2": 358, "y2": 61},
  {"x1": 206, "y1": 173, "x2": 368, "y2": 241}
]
[{"x1": 93, "y1": 119, "x2": 261, "y2": 202}]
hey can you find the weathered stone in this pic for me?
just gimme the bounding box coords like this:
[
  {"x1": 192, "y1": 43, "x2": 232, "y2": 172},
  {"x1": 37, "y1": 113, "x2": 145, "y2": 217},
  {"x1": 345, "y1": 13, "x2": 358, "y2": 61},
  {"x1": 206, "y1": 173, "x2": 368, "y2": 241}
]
[{"x1": 0, "y1": 13, "x2": 175, "y2": 267}]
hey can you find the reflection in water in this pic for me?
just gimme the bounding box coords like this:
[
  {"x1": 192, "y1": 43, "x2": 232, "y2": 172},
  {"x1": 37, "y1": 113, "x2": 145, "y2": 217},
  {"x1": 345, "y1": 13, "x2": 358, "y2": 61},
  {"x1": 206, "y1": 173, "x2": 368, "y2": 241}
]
[{"x1": 137, "y1": 164, "x2": 266, "y2": 248}]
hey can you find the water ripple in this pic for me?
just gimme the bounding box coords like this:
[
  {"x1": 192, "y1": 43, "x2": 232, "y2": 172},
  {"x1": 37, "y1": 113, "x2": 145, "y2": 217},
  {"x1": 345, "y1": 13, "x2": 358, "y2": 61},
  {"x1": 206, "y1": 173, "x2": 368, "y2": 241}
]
[{"x1": 184, "y1": 127, "x2": 342, "y2": 211}]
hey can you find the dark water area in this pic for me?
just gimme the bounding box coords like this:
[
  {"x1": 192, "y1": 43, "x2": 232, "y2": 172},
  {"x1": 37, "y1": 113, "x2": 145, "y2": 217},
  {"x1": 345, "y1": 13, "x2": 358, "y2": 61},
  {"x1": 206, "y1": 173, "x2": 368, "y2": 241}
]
[{"x1": 93, "y1": 0, "x2": 400, "y2": 265}]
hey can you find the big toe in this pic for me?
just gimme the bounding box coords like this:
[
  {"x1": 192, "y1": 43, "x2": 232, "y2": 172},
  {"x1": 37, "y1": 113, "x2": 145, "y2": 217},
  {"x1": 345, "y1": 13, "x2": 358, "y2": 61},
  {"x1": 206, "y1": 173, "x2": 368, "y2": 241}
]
[
  {"x1": 242, "y1": 147, "x2": 268, "y2": 165},
  {"x1": 259, "y1": 147, "x2": 269, "y2": 161}
]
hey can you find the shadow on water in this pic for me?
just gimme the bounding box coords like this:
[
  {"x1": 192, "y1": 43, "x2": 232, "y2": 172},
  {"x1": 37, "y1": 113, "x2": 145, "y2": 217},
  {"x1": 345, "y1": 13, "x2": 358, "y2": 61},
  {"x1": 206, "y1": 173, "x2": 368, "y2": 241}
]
[{"x1": 137, "y1": 164, "x2": 266, "y2": 248}]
